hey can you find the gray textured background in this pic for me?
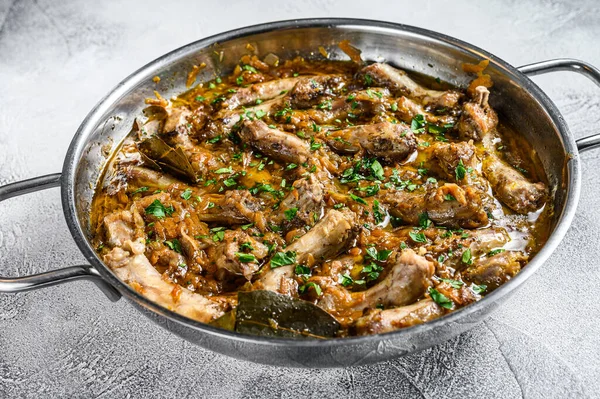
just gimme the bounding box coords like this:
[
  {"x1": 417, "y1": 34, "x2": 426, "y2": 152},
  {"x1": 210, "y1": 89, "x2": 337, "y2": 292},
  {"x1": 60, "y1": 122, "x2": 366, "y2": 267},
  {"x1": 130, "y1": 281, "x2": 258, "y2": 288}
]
[{"x1": 1, "y1": 0, "x2": 599, "y2": 398}]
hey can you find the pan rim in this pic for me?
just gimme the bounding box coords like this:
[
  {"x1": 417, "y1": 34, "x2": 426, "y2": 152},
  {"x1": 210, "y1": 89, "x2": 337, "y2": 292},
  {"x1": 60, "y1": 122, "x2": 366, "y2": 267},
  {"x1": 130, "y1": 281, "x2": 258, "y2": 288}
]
[{"x1": 60, "y1": 17, "x2": 581, "y2": 349}]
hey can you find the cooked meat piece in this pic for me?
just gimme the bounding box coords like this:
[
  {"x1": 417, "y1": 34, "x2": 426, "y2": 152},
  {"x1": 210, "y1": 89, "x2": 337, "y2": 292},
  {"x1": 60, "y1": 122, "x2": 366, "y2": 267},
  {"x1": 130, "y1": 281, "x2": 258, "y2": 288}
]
[
  {"x1": 163, "y1": 106, "x2": 192, "y2": 134},
  {"x1": 326, "y1": 122, "x2": 417, "y2": 162},
  {"x1": 103, "y1": 209, "x2": 144, "y2": 247},
  {"x1": 271, "y1": 174, "x2": 324, "y2": 229},
  {"x1": 209, "y1": 230, "x2": 269, "y2": 281},
  {"x1": 382, "y1": 183, "x2": 489, "y2": 228},
  {"x1": 224, "y1": 77, "x2": 307, "y2": 110},
  {"x1": 105, "y1": 238, "x2": 226, "y2": 322},
  {"x1": 361, "y1": 63, "x2": 462, "y2": 107},
  {"x1": 302, "y1": 88, "x2": 390, "y2": 125},
  {"x1": 239, "y1": 119, "x2": 310, "y2": 164},
  {"x1": 126, "y1": 166, "x2": 179, "y2": 191},
  {"x1": 462, "y1": 250, "x2": 525, "y2": 291},
  {"x1": 354, "y1": 299, "x2": 443, "y2": 335},
  {"x1": 287, "y1": 74, "x2": 347, "y2": 108},
  {"x1": 317, "y1": 249, "x2": 434, "y2": 318},
  {"x1": 432, "y1": 142, "x2": 477, "y2": 182},
  {"x1": 429, "y1": 227, "x2": 510, "y2": 271},
  {"x1": 426, "y1": 184, "x2": 489, "y2": 228},
  {"x1": 198, "y1": 190, "x2": 266, "y2": 229},
  {"x1": 482, "y1": 155, "x2": 547, "y2": 214},
  {"x1": 355, "y1": 249, "x2": 434, "y2": 309},
  {"x1": 255, "y1": 208, "x2": 358, "y2": 294},
  {"x1": 215, "y1": 95, "x2": 286, "y2": 133},
  {"x1": 394, "y1": 96, "x2": 456, "y2": 125},
  {"x1": 457, "y1": 86, "x2": 498, "y2": 141}
]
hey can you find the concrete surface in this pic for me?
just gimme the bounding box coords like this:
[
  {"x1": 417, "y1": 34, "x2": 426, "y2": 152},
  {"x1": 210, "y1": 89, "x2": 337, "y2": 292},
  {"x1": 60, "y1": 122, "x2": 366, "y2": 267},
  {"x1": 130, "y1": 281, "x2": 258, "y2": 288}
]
[{"x1": 1, "y1": 0, "x2": 599, "y2": 397}]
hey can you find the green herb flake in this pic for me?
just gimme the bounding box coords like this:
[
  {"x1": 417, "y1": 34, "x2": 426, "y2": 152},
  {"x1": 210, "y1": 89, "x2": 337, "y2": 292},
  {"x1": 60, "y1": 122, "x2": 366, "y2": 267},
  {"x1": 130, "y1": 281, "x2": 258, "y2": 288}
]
[
  {"x1": 409, "y1": 231, "x2": 427, "y2": 243},
  {"x1": 461, "y1": 248, "x2": 473, "y2": 265},
  {"x1": 215, "y1": 166, "x2": 234, "y2": 174},
  {"x1": 236, "y1": 253, "x2": 256, "y2": 263},
  {"x1": 164, "y1": 239, "x2": 182, "y2": 253},
  {"x1": 144, "y1": 199, "x2": 174, "y2": 219},
  {"x1": 411, "y1": 114, "x2": 426, "y2": 133},
  {"x1": 471, "y1": 283, "x2": 487, "y2": 295},
  {"x1": 131, "y1": 186, "x2": 149, "y2": 195},
  {"x1": 207, "y1": 135, "x2": 222, "y2": 144},
  {"x1": 439, "y1": 278, "x2": 464, "y2": 289},
  {"x1": 428, "y1": 287, "x2": 453, "y2": 309},
  {"x1": 370, "y1": 159, "x2": 384, "y2": 180},
  {"x1": 295, "y1": 265, "x2": 311, "y2": 276},
  {"x1": 284, "y1": 207, "x2": 298, "y2": 221},
  {"x1": 180, "y1": 188, "x2": 193, "y2": 200},
  {"x1": 310, "y1": 138, "x2": 322, "y2": 151},
  {"x1": 298, "y1": 282, "x2": 322, "y2": 296},
  {"x1": 418, "y1": 212, "x2": 432, "y2": 229},
  {"x1": 270, "y1": 251, "x2": 297, "y2": 268},
  {"x1": 488, "y1": 248, "x2": 506, "y2": 257},
  {"x1": 455, "y1": 159, "x2": 467, "y2": 180},
  {"x1": 349, "y1": 193, "x2": 367, "y2": 205}
]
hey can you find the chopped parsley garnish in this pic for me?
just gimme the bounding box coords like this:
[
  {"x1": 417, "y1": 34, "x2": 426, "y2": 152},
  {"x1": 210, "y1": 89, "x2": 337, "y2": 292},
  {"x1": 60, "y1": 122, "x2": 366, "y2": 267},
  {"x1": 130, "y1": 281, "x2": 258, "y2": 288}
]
[
  {"x1": 239, "y1": 242, "x2": 254, "y2": 252},
  {"x1": 488, "y1": 248, "x2": 506, "y2": 257},
  {"x1": 418, "y1": 212, "x2": 432, "y2": 228},
  {"x1": 255, "y1": 109, "x2": 267, "y2": 119},
  {"x1": 145, "y1": 199, "x2": 174, "y2": 219},
  {"x1": 284, "y1": 207, "x2": 298, "y2": 221},
  {"x1": 461, "y1": 248, "x2": 473, "y2": 265},
  {"x1": 164, "y1": 239, "x2": 182, "y2": 253},
  {"x1": 428, "y1": 287, "x2": 453, "y2": 309},
  {"x1": 236, "y1": 253, "x2": 256, "y2": 263},
  {"x1": 298, "y1": 281, "x2": 322, "y2": 296},
  {"x1": 195, "y1": 96, "x2": 205, "y2": 102},
  {"x1": 372, "y1": 200, "x2": 385, "y2": 225},
  {"x1": 409, "y1": 231, "x2": 427, "y2": 243},
  {"x1": 285, "y1": 163, "x2": 298, "y2": 171},
  {"x1": 471, "y1": 283, "x2": 487, "y2": 295},
  {"x1": 212, "y1": 229, "x2": 225, "y2": 242},
  {"x1": 439, "y1": 278, "x2": 464, "y2": 289},
  {"x1": 411, "y1": 114, "x2": 426, "y2": 133},
  {"x1": 242, "y1": 64, "x2": 258, "y2": 73},
  {"x1": 349, "y1": 193, "x2": 367, "y2": 205},
  {"x1": 131, "y1": 186, "x2": 149, "y2": 195},
  {"x1": 310, "y1": 138, "x2": 322, "y2": 151},
  {"x1": 241, "y1": 223, "x2": 254, "y2": 230},
  {"x1": 361, "y1": 262, "x2": 384, "y2": 281},
  {"x1": 295, "y1": 265, "x2": 311, "y2": 276},
  {"x1": 444, "y1": 194, "x2": 456, "y2": 201},
  {"x1": 339, "y1": 273, "x2": 365, "y2": 287},
  {"x1": 270, "y1": 251, "x2": 297, "y2": 268},
  {"x1": 365, "y1": 247, "x2": 393, "y2": 262},
  {"x1": 370, "y1": 159, "x2": 384, "y2": 180},
  {"x1": 215, "y1": 166, "x2": 233, "y2": 174},
  {"x1": 207, "y1": 135, "x2": 221, "y2": 144},
  {"x1": 455, "y1": 159, "x2": 467, "y2": 180},
  {"x1": 180, "y1": 188, "x2": 193, "y2": 200}
]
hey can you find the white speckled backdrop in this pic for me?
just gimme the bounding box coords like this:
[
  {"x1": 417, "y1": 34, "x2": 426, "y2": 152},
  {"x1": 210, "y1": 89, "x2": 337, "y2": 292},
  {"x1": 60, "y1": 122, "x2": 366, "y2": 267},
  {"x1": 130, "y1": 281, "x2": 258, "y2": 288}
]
[{"x1": 1, "y1": 0, "x2": 599, "y2": 397}]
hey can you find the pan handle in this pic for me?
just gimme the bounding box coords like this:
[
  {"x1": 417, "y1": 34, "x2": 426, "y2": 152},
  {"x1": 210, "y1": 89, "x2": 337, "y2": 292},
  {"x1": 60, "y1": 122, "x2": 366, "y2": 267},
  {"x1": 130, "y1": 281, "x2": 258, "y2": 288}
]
[
  {"x1": 0, "y1": 174, "x2": 121, "y2": 302},
  {"x1": 518, "y1": 58, "x2": 600, "y2": 153}
]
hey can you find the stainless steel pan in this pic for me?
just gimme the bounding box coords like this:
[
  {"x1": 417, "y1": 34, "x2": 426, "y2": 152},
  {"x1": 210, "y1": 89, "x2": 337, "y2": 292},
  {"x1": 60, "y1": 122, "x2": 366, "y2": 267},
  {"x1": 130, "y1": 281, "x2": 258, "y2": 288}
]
[{"x1": 1, "y1": 18, "x2": 599, "y2": 368}]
